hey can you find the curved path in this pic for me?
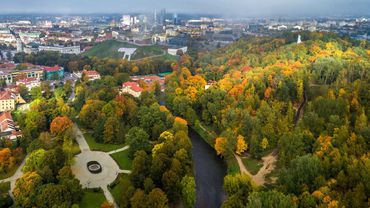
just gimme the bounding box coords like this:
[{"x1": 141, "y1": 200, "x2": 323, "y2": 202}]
[
  {"x1": 0, "y1": 153, "x2": 29, "y2": 201},
  {"x1": 235, "y1": 149, "x2": 278, "y2": 186}
]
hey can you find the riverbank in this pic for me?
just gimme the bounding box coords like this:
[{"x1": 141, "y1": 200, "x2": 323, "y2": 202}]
[
  {"x1": 191, "y1": 121, "x2": 240, "y2": 174},
  {"x1": 188, "y1": 128, "x2": 226, "y2": 208}
]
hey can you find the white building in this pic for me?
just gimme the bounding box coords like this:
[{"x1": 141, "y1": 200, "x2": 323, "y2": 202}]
[
  {"x1": 168, "y1": 46, "x2": 188, "y2": 56},
  {"x1": 122, "y1": 15, "x2": 131, "y2": 26},
  {"x1": 121, "y1": 82, "x2": 142, "y2": 98},
  {"x1": 16, "y1": 77, "x2": 40, "y2": 90},
  {"x1": 82, "y1": 70, "x2": 101, "y2": 81},
  {"x1": 38, "y1": 45, "x2": 81, "y2": 54}
]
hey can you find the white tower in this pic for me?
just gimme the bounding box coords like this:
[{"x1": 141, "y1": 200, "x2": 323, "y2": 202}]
[{"x1": 297, "y1": 34, "x2": 302, "y2": 44}]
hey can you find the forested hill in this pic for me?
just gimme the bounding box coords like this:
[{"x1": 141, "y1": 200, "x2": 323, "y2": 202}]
[{"x1": 165, "y1": 32, "x2": 370, "y2": 208}]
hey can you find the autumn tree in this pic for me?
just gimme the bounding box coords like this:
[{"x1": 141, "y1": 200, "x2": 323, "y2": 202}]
[
  {"x1": 215, "y1": 137, "x2": 227, "y2": 156},
  {"x1": 181, "y1": 176, "x2": 196, "y2": 208},
  {"x1": 50, "y1": 116, "x2": 74, "y2": 139}
]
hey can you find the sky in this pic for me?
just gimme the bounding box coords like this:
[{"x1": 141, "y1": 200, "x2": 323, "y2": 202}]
[{"x1": 1, "y1": 0, "x2": 369, "y2": 17}]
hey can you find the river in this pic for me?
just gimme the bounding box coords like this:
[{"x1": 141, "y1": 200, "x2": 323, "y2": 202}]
[{"x1": 189, "y1": 128, "x2": 227, "y2": 208}]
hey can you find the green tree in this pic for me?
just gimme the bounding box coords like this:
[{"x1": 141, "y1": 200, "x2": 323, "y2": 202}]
[
  {"x1": 247, "y1": 191, "x2": 297, "y2": 208},
  {"x1": 181, "y1": 176, "x2": 196, "y2": 208},
  {"x1": 126, "y1": 127, "x2": 151, "y2": 159}
]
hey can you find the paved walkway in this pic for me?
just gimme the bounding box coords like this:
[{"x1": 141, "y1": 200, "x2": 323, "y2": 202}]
[
  {"x1": 74, "y1": 124, "x2": 90, "y2": 152},
  {"x1": 0, "y1": 153, "x2": 29, "y2": 201},
  {"x1": 107, "y1": 145, "x2": 129, "y2": 155},
  {"x1": 102, "y1": 186, "x2": 118, "y2": 208},
  {"x1": 71, "y1": 151, "x2": 121, "y2": 188},
  {"x1": 71, "y1": 123, "x2": 131, "y2": 208}
]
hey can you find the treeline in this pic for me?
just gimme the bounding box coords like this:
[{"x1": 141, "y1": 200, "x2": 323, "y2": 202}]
[
  {"x1": 13, "y1": 51, "x2": 175, "y2": 76},
  {"x1": 165, "y1": 32, "x2": 370, "y2": 207}
]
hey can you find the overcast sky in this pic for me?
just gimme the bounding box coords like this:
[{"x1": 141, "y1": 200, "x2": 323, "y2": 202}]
[{"x1": 1, "y1": 0, "x2": 369, "y2": 17}]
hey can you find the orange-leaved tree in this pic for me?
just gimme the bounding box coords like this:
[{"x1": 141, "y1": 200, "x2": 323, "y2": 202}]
[{"x1": 50, "y1": 116, "x2": 74, "y2": 138}]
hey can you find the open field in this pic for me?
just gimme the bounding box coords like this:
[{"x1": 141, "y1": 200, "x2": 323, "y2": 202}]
[
  {"x1": 110, "y1": 150, "x2": 132, "y2": 170},
  {"x1": 79, "y1": 189, "x2": 106, "y2": 208},
  {"x1": 84, "y1": 40, "x2": 165, "y2": 60},
  {"x1": 83, "y1": 132, "x2": 127, "y2": 152}
]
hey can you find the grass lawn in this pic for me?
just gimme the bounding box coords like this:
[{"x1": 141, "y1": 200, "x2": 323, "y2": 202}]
[
  {"x1": 83, "y1": 40, "x2": 164, "y2": 60},
  {"x1": 192, "y1": 120, "x2": 218, "y2": 146},
  {"x1": 110, "y1": 174, "x2": 129, "y2": 204},
  {"x1": 0, "y1": 182, "x2": 10, "y2": 193},
  {"x1": 241, "y1": 157, "x2": 263, "y2": 175},
  {"x1": 79, "y1": 189, "x2": 106, "y2": 208},
  {"x1": 83, "y1": 132, "x2": 127, "y2": 152},
  {"x1": 226, "y1": 155, "x2": 240, "y2": 174},
  {"x1": 110, "y1": 150, "x2": 132, "y2": 170}
]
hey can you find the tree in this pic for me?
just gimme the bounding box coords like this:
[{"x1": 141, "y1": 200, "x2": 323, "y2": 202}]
[
  {"x1": 13, "y1": 172, "x2": 43, "y2": 208},
  {"x1": 236, "y1": 135, "x2": 248, "y2": 155},
  {"x1": 30, "y1": 86, "x2": 42, "y2": 100},
  {"x1": 126, "y1": 127, "x2": 151, "y2": 159},
  {"x1": 247, "y1": 191, "x2": 297, "y2": 208},
  {"x1": 222, "y1": 174, "x2": 254, "y2": 207},
  {"x1": 146, "y1": 188, "x2": 168, "y2": 208},
  {"x1": 130, "y1": 189, "x2": 146, "y2": 208},
  {"x1": 103, "y1": 116, "x2": 123, "y2": 144},
  {"x1": 130, "y1": 151, "x2": 151, "y2": 188},
  {"x1": 181, "y1": 176, "x2": 196, "y2": 208},
  {"x1": 215, "y1": 137, "x2": 227, "y2": 156},
  {"x1": 79, "y1": 99, "x2": 105, "y2": 129},
  {"x1": 279, "y1": 154, "x2": 323, "y2": 194},
  {"x1": 22, "y1": 149, "x2": 47, "y2": 173},
  {"x1": 50, "y1": 116, "x2": 74, "y2": 138},
  {"x1": 260, "y1": 138, "x2": 269, "y2": 150},
  {"x1": 35, "y1": 184, "x2": 71, "y2": 208}
]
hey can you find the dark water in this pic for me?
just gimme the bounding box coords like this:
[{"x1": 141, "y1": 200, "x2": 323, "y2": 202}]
[{"x1": 189, "y1": 128, "x2": 227, "y2": 208}]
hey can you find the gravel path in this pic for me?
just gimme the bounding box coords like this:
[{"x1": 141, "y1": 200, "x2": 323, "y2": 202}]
[{"x1": 235, "y1": 150, "x2": 278, "y2": 186}]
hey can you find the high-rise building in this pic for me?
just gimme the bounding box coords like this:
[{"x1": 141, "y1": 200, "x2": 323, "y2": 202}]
[
  {"x1": 159, "y1": 9, "x2": 166, "y2": 25},
  {"x1": 173, "y1": 13, "x2": 178, "y2": 25},
  {"x1": 122, "y1": 15, "x2": 131, "y2": 26}
]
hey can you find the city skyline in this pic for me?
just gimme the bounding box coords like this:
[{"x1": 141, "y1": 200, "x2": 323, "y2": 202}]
[{"x1": 1, "y1": 0, "x2": 370, "y2": 17}]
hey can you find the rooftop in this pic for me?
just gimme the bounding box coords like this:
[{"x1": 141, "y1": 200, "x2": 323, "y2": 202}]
[
  {"x1": 122, "y1": 81, "x2": 143, "y2": 92},
  {"x1": 43, "y1": 65, "x2": 63, "y2": 72},
  {"x1": 0, "y1": 91, "x2": 13, "y2": 100}
]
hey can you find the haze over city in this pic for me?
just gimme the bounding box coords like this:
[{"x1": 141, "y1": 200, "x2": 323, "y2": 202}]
[{"x1": 1, "y1": 0, "x2": 370, "y2": 16}]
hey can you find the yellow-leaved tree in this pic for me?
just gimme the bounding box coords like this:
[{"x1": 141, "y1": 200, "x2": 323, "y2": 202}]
[
  {"x1": 235, "y1": 135, "x2": 248, "y2": 155},
  {"x1": 215, "y1": 137, "x2": 227, "y2": 156},
  {"x1": 260, "y1": 138, "x2": 269, "y2": 150}
]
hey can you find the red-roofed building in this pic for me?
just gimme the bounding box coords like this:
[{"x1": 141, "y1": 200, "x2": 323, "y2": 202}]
[
  {"x1": 130, "y1": 75, "x2": 166, "y2": 91},
  {"x1": 0, "y1": 91, "x2": 15, "y2": 112},
  {"x1": 122, "y1": 82, "x2": 143, "y2": 97},
  {"x1": 16, "y1": 77, "x2": 40, "y2": 90},
  {"x1": 42, "y1": 65, "x2": 64, "y2": 80},
  {"x1": 82, "y1": 70, "x2": 101, "y2": 81},
  {"x1": 0, "y1": 112, "x2": 22, "y2": 141}
]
